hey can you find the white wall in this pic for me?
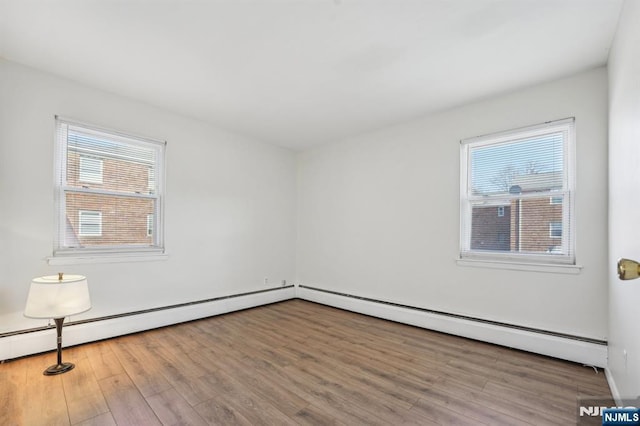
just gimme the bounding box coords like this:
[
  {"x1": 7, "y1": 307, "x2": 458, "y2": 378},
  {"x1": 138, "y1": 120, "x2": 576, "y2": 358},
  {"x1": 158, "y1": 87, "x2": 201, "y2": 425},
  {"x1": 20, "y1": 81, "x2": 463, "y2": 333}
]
[
  {"x1": 297, "y1": 67, "x2": 609, "y2": 341},
  {"x1": 0, "y1": 59, "x2": 297, "y2": 335},
  {"x1": 607, "y1": 0, "x2": 640, "y2": 403}
]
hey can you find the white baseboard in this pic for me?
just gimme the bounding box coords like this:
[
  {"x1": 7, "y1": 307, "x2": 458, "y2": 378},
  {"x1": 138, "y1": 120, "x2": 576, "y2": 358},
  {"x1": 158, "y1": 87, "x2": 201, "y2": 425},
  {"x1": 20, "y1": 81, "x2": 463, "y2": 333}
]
[
  {"x1": 0, "y1": 286, "x2": 295, "y2": 362},
  {"x1": 3, "y1": 284, "x2": 607, "y2": 369},
  {"x1": 297, "y1": 286, "x2": 608, "y2": 368}
]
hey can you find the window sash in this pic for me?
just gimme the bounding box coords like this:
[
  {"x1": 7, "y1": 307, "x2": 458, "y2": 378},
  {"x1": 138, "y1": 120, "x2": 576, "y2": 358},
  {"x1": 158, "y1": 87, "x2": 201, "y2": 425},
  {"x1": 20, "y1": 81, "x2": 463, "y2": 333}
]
[{"x1": 461, "y1": 193, "x2": 572, "y2": 258}]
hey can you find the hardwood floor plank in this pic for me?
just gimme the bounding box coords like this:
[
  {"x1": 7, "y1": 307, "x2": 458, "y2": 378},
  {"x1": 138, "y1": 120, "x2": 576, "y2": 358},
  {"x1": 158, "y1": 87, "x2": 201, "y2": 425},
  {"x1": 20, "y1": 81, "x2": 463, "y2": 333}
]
[
  {"x1": 290, "y1": 360, "x2": 412, "y2": 424},
  {"x1": 196, "y1": 369, "x2": 299, "y2": 425},
  {"x1": 22, "y1": 355, "x2": 71, "y2": 426},
  {"x1": 246, "y1": 355, "x2": 390, "y2": 425},
  {"x1": 483, "y1": 380, "x2": 576, "y2": 417},
  {"x1": 193, "y1": 397, "x2": 253, "y2": 426},
  {"x1": 290, "y1": 403, "x2": 340, "y2": 425},
  {"x1": 73, "y1": 412, "x2": 117, "y2": 426},
  {"x1": 98, "y1": 373, "x2": 161, "y2": 425},
  {"x1": 410, "y1": 382, "x2": 532, "y2": 426},
  {"x1": 433, "y1": 373, "x2": 573, "y2": 424},
  {"x1": 83, "y1": 342, "x2": 125, "y2": 381},
  {"x1": 170, "y1": 374, "x2": 221, "y2": 408},
  {"x1": 0, "y1": 359, "x2": 27, "y2": 426},
  {"x1": 146, "y1": 387, "x2": 208, "y2": 426},
  {"x1": 61, "y1": 363, "x2": 109, "y2": 425},
  {"x1": 302, "y1": 347, "x2": 421, "y2": 409},
  {"x1": 219, "y1": 356, "x2": 310, "y2": 417},
  {"x1": 108, "y1": 340, "x2": 172, "y2": 398},
  {"x1": 409, "y1": 397, "x2": 488, "y2": 425}
]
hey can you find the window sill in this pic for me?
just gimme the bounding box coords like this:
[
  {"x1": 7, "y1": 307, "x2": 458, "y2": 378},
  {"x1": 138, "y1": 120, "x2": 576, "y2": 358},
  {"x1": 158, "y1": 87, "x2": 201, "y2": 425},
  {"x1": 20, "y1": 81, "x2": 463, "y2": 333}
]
[
  {"x1": 48, "y1": 252, "x2": 169, "y2": 265},
  {"x1": 456, "y1": 257, "x2": 582, "y2": 274}
]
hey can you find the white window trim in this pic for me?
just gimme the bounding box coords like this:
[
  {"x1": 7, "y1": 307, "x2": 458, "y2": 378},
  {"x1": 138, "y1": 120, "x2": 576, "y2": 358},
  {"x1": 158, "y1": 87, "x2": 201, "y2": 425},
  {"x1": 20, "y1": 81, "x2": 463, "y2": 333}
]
[
  {"x1": 53, "y1": 116, "x2": 167, "y2": 261},
  {"x1": 459, "y1": 118, "x2": 576, "y2": 270},
  {"x1": 48, "y1": 252, "x2": 169, "y2": 265},
  {"x1": 455, "y1": 257, "x2": 582, "y2": 274}
]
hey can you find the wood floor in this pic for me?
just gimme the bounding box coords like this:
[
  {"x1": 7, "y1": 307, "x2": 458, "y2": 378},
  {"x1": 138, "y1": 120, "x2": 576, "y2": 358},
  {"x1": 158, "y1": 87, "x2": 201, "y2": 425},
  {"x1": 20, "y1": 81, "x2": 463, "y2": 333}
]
[{"x1": 1, "y1": 299, "x2": 612, "y2": 425}]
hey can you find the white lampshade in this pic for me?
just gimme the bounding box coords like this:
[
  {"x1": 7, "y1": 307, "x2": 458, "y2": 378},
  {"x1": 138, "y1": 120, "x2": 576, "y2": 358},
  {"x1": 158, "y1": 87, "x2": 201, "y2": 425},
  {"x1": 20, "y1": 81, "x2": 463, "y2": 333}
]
[{"x1": 24, "y1": 274, "x2": 91, "y2": 319}]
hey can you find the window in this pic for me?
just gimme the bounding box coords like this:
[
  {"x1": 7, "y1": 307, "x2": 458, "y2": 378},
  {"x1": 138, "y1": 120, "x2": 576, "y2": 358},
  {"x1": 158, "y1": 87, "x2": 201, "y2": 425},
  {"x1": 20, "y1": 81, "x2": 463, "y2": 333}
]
[
  {"x1": 460, "y1": 118, "x2": 575, "y2": 265},
  {"x1": 497, "y1": 206, "x2": 505, "y2": 217},
  {"x1": 79, "y1": 156, "x2": 103, "y2": 183},
  {"x1": 54, "y1": 117, "x2": 165, "y2": 256},
  {"x1": 78, "y1": 210, "x2": 102, "y2": 236},
  {"x1": 549, "y1": 221, "x2": 562, "y2": 238}
]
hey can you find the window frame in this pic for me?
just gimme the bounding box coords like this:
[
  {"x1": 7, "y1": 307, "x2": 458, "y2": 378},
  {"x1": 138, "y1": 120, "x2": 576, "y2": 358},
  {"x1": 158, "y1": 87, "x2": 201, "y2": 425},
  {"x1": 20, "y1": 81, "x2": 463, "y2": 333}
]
[
  {"x1": 459, "y1": 118, "x2": 576, "y2": 267},
  {"x1": 53, "y1": 117, "x2": 166, "y2": 260}
]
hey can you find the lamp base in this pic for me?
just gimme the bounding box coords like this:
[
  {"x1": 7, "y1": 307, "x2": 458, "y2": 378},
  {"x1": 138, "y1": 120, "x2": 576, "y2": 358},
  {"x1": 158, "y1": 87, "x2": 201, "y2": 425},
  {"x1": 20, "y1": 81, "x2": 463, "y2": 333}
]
[{"x1": 43, "y1": 362, "x2": 75, "y2": 376}]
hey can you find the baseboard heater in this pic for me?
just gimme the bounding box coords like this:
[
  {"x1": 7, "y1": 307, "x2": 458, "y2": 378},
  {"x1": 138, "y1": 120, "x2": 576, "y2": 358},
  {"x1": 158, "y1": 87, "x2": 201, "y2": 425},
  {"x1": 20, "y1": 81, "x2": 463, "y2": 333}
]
[
  {"x1": 3, "y1": 283, "x2": 607, "y2": 367},
  {"x1": 0, "y1": 285, "x2": 295, "y2": 361},
  {"x1": 297, "y1": 285, "x2": 608, "y2": 367}
]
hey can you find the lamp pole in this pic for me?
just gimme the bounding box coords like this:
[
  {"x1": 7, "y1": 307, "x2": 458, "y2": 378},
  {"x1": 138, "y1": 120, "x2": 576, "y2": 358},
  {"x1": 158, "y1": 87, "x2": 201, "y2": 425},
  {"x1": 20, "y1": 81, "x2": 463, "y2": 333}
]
[{"x1": 44, "y1": 317, "x2": 74, "y2": 375}]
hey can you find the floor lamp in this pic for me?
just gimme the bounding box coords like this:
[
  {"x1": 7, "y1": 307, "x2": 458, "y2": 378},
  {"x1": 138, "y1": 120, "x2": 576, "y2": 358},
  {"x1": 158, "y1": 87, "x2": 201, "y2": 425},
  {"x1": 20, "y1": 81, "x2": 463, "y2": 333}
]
[{"x1": 24, "y1": 273, "x2": 91, "y2": 375}]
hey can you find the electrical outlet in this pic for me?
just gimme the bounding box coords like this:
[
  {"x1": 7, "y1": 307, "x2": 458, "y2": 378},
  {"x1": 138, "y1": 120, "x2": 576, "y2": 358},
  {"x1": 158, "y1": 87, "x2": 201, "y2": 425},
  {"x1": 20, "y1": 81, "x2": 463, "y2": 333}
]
[
  {"x1": 281, "y1": 280, "x2": 287, "y2": 287},
  {"x1": 264, "y1": 277, "x2": 268, "y2": 285}
]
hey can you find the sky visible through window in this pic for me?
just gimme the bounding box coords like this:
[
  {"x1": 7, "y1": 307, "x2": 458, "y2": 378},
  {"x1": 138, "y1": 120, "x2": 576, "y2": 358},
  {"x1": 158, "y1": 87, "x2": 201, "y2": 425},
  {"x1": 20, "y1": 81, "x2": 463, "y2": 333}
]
[{"x1": 470, "y1": 132, "x2": 564, "y2": 195}]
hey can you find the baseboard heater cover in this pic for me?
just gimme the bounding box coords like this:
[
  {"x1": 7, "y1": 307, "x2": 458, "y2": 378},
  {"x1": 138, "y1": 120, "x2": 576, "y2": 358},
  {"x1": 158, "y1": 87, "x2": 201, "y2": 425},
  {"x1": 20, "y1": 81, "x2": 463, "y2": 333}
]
[
  {"x1": 2, "y1": 284, "x2": 607, "y2": 367},
  {"x1": 0, "y1": 285, "x2": 295, "y2": 362},
  {"x1": 297, "y1": 285, "x2": 607, "y2": 368}
]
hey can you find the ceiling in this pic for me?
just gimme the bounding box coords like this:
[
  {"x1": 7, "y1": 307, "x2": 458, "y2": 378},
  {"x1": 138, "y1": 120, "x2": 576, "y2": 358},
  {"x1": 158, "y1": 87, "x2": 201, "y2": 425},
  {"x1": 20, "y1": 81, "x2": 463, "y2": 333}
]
[{"x1": 0, "y1": 0, "x2": 623, "y2": 150}]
